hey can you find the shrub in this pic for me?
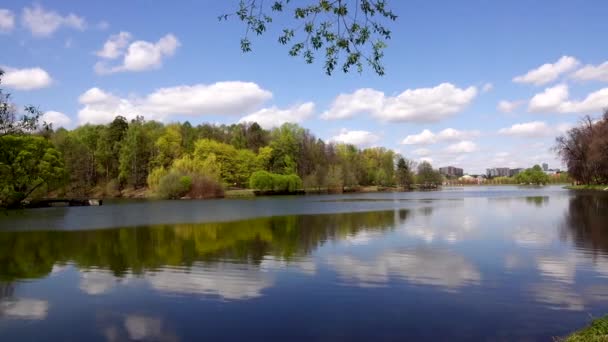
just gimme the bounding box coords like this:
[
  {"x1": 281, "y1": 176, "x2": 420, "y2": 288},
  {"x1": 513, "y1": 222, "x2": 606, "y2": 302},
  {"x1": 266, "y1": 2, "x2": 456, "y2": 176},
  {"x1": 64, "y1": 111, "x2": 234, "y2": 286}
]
[
  {"x1": 157, "y1": 171, "x2": 191, "y2": 199},
  {"x1": 249, "y1": 171, "x2": 302, "y2": 192},
  {"x1": 250, "y1": 171, "x2": 274, "y2": 191}
]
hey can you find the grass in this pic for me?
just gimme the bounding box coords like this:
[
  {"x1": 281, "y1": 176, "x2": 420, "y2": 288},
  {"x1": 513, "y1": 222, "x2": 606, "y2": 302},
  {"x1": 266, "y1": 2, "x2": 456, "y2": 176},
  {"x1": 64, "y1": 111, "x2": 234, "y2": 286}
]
[
  {"x1": 565, "y1": 184, "x2": 608, "y2": 191},
  {"x1": 560, "y1": 316, "x2": 608, "y2": 341}
]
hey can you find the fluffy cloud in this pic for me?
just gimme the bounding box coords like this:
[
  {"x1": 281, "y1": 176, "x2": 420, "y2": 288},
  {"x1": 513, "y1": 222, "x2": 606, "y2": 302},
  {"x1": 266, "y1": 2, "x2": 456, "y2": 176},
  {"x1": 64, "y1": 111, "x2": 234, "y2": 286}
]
[
  {"x1": 513, "y1": 56, "x2": 579, "y2": 86},
  {"x1": 0, "y1": 66, "x2": 52, "y2": 90},
  {"x1": 528, "y1": 84, "x2": 608, "y2": 114},
  {"x1": 42, "y1": 111, "x2": 72, "y2": 128},
  {"x1": 445, "y1": 140, "x2": 478, "y2": 153},
  {"x1": 78, "y1": 81, "x2": 272, "y2": 124},
  {"x1": 497, "y1": 100, "x2": 524, "y2": 113},
  {"x1": 329, "y1": 129, "x2": 380, "y2": 147},
  {"x1": 95, "y1": 33, "x2": 180, "y2": 74},
  {"x1": 572, "y1": 61, "x2": 608, "y2": 82},
  {"x1": 238, "y1": 102, "x2": 314, "y2": 129},
  {"x1": 22, "y1": 4, "x2": 86, "y2": 37},
  {"x1": 322, "y1": 83, "x2": 477, "y2": 123},
  {"x1": 0, "y1": 9, "x2": 15, "y2": 32},
  {"x1": 96, "y1": 31, "x2": 132, "y2": 59},
  {"x1": 401, "y1": 129, "x2": 436, "y2": 145},
  {"x1": 321, "y1": 88, "x2": 384, "y2": 120},
  {"x1": 498, "y1": 121, "x2": 551, "y2": 137},
  {"x1": 401, "y1": 128, "x2": 479, "y2": 145}
]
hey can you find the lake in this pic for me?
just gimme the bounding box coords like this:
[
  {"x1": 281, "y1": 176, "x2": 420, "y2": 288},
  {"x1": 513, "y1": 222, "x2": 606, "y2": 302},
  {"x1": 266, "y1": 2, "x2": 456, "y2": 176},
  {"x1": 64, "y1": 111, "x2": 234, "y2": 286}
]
[{"x1": 1, "y1": 186, "x2": 607, "y2": 341}]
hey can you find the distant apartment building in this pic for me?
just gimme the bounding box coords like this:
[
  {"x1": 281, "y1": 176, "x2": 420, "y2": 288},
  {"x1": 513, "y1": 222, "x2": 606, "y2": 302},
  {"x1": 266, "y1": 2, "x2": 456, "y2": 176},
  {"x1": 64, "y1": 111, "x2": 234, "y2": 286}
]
[
  {"x1": 439, "y1": 166, "x2": 464, "y2": 178},
  {"x1": 486, "y1": 167, "x2": 510, "y2": 178},
  {"x1": 542, "y1": 163, "x2": 549, "y2": 171},
  {"x1": 509, "y1": 168, "x2": 524, "y2": 177}
]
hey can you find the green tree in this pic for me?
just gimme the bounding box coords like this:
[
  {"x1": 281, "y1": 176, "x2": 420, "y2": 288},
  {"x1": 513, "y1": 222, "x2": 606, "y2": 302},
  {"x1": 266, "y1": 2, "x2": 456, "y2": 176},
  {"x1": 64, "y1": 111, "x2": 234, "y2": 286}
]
[
  {"x1": 396, "y1": 157, "x2": 414, "y2": 190},
  {"x1": 416, "y1": 161, "x2": 442, "y2": 186},
  {"x1": 0, "y1": 135, "x2": 65, "y2": 207}
]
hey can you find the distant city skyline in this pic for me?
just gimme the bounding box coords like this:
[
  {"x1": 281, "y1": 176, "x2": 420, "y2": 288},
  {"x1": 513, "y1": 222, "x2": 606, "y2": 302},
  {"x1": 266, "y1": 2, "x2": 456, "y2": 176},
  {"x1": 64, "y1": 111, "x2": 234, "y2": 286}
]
[{"x1": 2, "y1": 1, "x2": 608, "y2": 173}]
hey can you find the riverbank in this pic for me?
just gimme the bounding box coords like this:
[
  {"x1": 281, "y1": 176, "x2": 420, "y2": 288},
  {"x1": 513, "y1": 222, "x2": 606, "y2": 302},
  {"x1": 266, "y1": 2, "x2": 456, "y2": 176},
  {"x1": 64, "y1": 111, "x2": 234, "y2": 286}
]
[
  {"x1": 561, "y1": 316, "x2": 608, "y2": 341},
  {"x1": 565, "y1": 184, "x2": 608, "y2": 191}
]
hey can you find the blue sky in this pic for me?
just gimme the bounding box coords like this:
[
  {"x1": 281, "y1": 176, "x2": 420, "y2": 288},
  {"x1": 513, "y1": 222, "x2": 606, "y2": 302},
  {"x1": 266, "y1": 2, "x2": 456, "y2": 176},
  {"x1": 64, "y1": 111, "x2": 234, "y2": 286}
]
[{"x1": 2, "y1": 0, "x2": 608, "y2": 174}]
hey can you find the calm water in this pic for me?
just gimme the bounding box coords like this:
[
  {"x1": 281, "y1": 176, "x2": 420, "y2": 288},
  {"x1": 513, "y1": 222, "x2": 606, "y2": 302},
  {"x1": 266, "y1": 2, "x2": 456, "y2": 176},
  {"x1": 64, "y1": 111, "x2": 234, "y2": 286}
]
[{"x1": 1, "y1": 186, "x2": 607, "y2": 341}]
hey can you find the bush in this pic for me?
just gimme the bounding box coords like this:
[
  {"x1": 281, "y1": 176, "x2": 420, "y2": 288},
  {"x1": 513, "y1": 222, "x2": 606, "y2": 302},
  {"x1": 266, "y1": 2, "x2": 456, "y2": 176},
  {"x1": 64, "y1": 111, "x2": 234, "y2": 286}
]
[
  {"x1": 249, "y1": 171, "x2": 302, "y2": 192},
  {"x1": 157, "y1": 171, "x2": 191, "y2": 199},
  {"x1": 250, "y1": 171, "x2": 274, "y2": 191}
]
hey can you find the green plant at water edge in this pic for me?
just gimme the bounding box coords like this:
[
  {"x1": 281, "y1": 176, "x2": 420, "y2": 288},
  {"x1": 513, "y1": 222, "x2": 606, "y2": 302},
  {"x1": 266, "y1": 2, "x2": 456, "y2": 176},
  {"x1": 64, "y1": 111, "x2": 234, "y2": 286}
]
[
  {"x1": 0, "y1": 133, "x2": 66, "y2": 208},
  {"x1": 249, "y1": 170, "x2": 302, "y2": 192},
  {"x1": 562, "y1": 315, "x2": 608, "y2": 341}
]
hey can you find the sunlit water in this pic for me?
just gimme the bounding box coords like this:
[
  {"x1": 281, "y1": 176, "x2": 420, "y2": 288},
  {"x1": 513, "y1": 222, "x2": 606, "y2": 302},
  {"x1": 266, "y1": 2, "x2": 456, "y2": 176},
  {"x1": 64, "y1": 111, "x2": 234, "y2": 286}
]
[{"x1": 1, "y1": 186, "x2": 607, "y2": 341}]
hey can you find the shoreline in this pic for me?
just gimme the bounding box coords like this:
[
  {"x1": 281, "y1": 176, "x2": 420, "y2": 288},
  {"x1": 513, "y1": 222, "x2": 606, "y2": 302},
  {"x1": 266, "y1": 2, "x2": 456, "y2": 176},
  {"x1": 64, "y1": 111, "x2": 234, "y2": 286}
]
[{"x1": 564, "y1": 184, "x2": 608, "y2": 191}]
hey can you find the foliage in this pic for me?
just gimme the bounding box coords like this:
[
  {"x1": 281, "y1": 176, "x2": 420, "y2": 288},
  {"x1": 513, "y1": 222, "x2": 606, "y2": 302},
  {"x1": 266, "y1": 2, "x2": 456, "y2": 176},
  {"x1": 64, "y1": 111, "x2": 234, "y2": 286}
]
[
  {"x1": 0, "y1": 135, "x2": 65, "y2": 207},
  {"x1": 555, "y1": 110, "x2": 608, "y2": 185},
  {"x1": 514, "y1": 165, "x2": 550, "y2": 185},
  {"x1": 222, "y1": 0, "x2": 397, "y2": 76},
  {"x1": 562, "y1": 315, "x2": 608, "y2": 342},
  {"x1": 35, "y1": 115, "x2": 406, "y2": 198},
  {"x1": 396, "y1": 157, "x2": 415, "y2": 190},
  {"x1": 249, "y1": 170, "x2": 302, "y2": 192},
  {"x1": 416, "y1": 161, "x2": 442, "y2": 185},
  {"x1": 149, "y1": 154, "x2": 223, "y2": 199}
]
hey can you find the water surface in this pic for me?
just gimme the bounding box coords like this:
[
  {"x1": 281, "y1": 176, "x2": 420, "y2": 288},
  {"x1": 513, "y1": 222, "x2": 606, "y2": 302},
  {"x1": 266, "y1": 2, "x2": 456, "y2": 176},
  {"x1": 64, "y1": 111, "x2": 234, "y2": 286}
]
[{"x1": 1, "y1": 186, "x2": 607, "y2": 341}]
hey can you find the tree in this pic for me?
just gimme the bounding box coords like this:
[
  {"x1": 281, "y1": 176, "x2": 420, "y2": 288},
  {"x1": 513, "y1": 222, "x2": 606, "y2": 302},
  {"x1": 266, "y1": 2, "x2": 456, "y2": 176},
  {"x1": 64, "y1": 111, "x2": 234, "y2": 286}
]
[
  {"x1": 396, "y1": 157, "x2": 414, "y2": 190},
  {"x1": 222, "y1": 0, "x2": 397, "y2": 75},
  {"x1": 416, "y1": 161, "x2": 442, "y2": 186},
  {"x1": 119, "y1": 117, "x2": 157, "y2": 188},
  {"x1": 0, "y1": 135, "x2": 65, "y2": 207},
  {"x1": 555, "y1": 110, "x2": 608, "y2": 184},
  {"x1": 0, "y1": 70, "x2": 46, "y2": 136}
]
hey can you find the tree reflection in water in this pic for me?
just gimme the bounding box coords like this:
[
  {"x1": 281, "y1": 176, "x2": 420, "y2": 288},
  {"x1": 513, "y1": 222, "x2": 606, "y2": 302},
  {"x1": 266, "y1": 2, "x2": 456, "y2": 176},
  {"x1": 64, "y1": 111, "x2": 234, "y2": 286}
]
[
  {"x1": 560, "y1": 193, "x2": 608, "y2": 255},
  {"x1": 0, "y1": 210, "x2": 408, "y2": 281}
]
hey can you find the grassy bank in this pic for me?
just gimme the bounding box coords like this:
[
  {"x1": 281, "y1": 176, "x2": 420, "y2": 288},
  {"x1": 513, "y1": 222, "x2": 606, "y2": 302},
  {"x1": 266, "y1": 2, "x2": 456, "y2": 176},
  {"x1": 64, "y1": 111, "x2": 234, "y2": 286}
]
[
  {"x1": 565, "y1": 184, "x2": 608, "y2": 191},
  {"x1": 561, "y1": 316, "x2": 608, "y2": 341}
]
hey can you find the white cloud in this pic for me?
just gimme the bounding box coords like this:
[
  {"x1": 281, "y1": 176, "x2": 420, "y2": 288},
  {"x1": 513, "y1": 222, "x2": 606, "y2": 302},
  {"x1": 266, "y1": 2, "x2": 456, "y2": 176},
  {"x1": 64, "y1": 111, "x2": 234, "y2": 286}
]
[
  {"x1": 96, "y1": 31, "x2": 132, "y2": 59},
  {"x1": 528, "y1": 84, "x2": 608, "y2": 114},
  {"x1": 497, "y1": 100, "x2": 524, "y2": 113},
  {"x1": 481, "y1": 83, "x2": 493, "y2": 93},
  {"x1": 329, "y1": 129, "x2": 380, "y2": 147},
  {"x1": 78, "y1": 81, "x2": 272, "y2": 124},
  {"x1": 412, "y1": 148, "x2": 431, "y2": 156},
  {"x1": 42, "y1": 111, "x2": 72, "y2": 128},
  {"x1": 436, "y1": 128, "x2": 480, "y2": 141},
  {"x1": 239, "y1": 102, "x2": 314, "y2": 129},
  {"x1": 401, "y1": 128, "x2": 479, "y2": 145},
  {"x1": 513, "y1": 56, "x2": 579, "y2": 86},
  {"x1": 571, "y1": 61, "x2": 608, "y2": 82},
  {"x1": 445, "y1": 140, "x2": 478, "y2": 153},
  {"x1": 498, "y1": 121, "x2": 551, "y2": 137},
  {"x1": 321, "y1": 88, "x2": 384, "y2": 120},
  {"x1": 322, "y1": 83, "x2": 477, "y2": 123},
  {"x1": 0, "y1": 9, "x2": 15, "y2": 33},
  {"x1": 22, "y1": 4, "x2": 86, "y2": 37},
  {"x1": 95, "y1": 33, "x2": 180, "y2": 74},
  {"x1": 1, "y1": 66, "x2": 53, "y2": 90},
  {"x1": 401, "y1": 129, "x2": 436, "y2": 145}
]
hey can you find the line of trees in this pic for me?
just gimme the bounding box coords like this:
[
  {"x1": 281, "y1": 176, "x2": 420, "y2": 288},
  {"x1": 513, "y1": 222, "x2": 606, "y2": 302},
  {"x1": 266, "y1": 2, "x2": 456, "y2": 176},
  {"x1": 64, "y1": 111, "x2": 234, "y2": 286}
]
[
  {"x1": 1, "y1": 71, "x2": 452, "y2": 207},
  {"x1": 555, "y1": 110, "x2": 608, "y2": 185}
]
